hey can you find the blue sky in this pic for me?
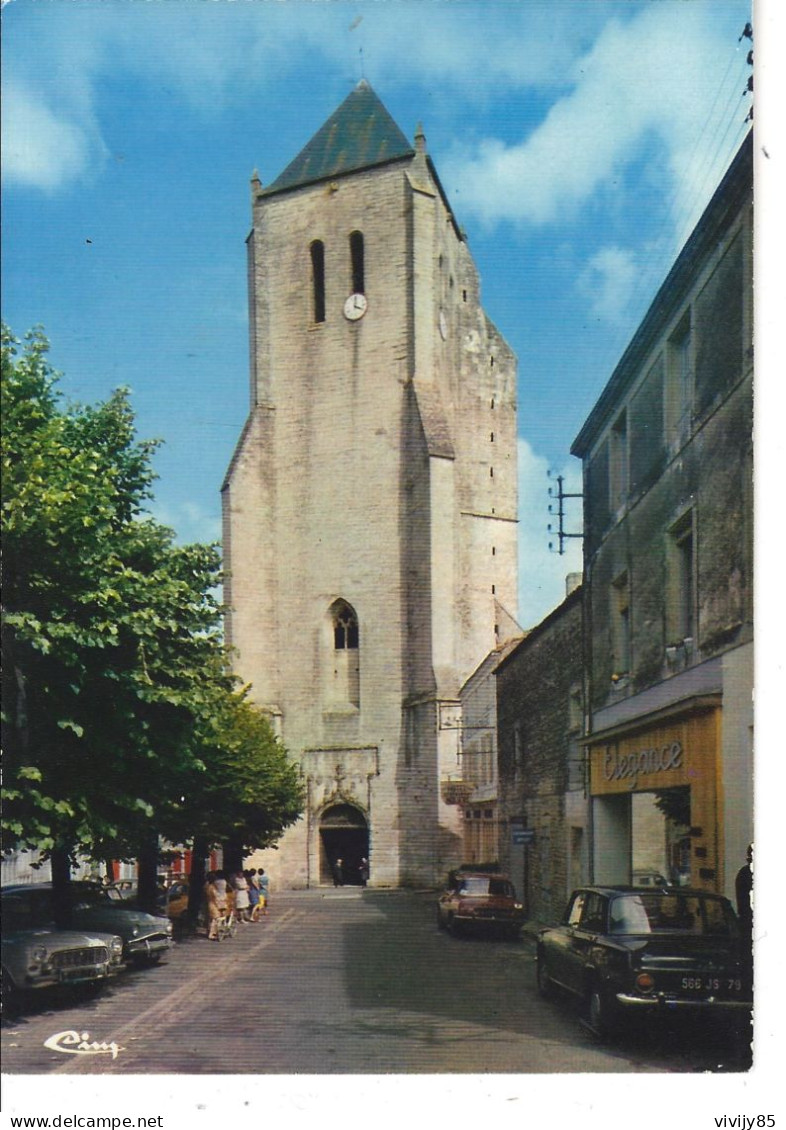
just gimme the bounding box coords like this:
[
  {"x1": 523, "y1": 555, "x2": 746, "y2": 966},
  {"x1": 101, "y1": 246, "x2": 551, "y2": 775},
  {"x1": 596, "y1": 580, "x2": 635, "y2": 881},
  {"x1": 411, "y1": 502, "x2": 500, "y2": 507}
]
[{"x1": 2, "y1": 0, "x2": 754, "y2": 632}]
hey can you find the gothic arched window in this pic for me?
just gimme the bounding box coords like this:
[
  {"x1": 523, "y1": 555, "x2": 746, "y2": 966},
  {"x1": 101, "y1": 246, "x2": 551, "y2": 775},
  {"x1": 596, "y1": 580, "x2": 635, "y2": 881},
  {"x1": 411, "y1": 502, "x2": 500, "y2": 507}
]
[
  {"x1": 333, "y1": 600, "x2": 359, "y2": 650},
  {"x1": 311, "y1": 239, "x2": 325, "y2": 323},
  {"x1": 349, "y1": 231, "x2": 364, "y2": 295},
  {"x1": 326, "y1": 599, "x2": 360, "y2": 708}
]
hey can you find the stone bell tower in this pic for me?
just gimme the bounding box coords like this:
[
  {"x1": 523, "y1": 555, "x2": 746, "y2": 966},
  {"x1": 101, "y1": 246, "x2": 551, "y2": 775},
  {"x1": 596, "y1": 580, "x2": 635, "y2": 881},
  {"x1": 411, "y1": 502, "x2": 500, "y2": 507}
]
[{"x1": 222, "y1": 81, "x2": 518, "y2": 888}]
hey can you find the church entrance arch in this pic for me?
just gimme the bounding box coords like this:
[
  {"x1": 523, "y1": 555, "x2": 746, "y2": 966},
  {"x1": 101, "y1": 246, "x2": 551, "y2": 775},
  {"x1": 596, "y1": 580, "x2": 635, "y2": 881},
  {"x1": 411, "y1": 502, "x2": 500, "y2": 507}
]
[{"x1": 319, "y1": 803, "x2": 369, "y2": 886}]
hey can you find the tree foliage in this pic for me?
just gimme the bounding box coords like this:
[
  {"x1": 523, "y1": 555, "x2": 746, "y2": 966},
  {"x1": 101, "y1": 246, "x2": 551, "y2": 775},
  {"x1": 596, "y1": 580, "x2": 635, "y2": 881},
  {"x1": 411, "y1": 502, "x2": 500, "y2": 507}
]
[{"x1": 1, "y1": 326, "x2": 303, "y2": 866}]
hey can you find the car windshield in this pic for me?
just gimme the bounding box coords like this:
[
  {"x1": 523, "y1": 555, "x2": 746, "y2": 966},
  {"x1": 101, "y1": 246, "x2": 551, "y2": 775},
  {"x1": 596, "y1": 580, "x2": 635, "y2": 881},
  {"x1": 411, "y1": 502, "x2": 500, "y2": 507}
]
[
  {"x1": 608, "y1": 892, "x2": 737, "y2": 936},
  {"x1": 457, "y1": 878, "x2": 513, "y2": 898}
]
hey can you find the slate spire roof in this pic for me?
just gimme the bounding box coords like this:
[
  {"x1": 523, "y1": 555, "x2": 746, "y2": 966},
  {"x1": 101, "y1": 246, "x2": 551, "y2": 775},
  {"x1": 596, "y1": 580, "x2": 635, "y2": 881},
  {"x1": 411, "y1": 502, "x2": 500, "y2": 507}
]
[{"x1": 262, "y1": 80, "x2": 415, "y2": 197}]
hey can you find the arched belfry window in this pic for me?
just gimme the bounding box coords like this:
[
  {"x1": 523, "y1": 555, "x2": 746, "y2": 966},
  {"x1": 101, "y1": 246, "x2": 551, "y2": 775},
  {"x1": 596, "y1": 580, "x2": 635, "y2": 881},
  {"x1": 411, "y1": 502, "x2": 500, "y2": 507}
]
[
  {"x1": 311, "y1": 239, "x2": 325, "y2": 323},
  {"x1": 326, "y1": 599, "x2": 360, "y2": 709},
  {"x1": 349, "y1": 231, "x2": 364, "y2": 295}
]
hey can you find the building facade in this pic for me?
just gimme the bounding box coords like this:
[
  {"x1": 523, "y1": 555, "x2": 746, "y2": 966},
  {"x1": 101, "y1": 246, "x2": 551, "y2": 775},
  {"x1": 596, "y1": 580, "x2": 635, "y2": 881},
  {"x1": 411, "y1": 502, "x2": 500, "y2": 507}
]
[
  {"x1": 451, "y1": 633, "x2": 523, "y2": 869},
  {"x1": 222, "y1": 82, "x2": 518, "y2": 889},
  {"x1": 571, "y1": 134, "x2": 753, "y2": 901},
  {"x1": 495, "y1": 583, "x2": 586, "y2": 923}
]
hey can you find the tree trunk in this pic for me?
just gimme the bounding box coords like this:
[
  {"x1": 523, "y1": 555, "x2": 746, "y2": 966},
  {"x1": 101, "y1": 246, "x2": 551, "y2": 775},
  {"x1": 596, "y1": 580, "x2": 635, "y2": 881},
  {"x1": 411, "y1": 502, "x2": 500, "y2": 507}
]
[
  {"x1": 50, "y1": 843, "x2": 73, "y2": 929},
  {"x1": 187, "y1": 834, "x2": 210, "y2": 927},
  {"x1": 136, "y1": 831, "x2": 160, "y2": 915},
  {"x1": 223, "y1": 835, "x2": 244, "y2": 876}
]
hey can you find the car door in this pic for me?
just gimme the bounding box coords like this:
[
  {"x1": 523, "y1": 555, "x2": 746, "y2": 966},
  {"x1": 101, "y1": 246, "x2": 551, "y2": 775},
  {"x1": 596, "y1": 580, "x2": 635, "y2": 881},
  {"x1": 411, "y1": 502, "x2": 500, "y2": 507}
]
[
  {"x1": 546, "y1": 891, "x2": 586, "y2": 989},
  {"x1": 561, "y1": 892, "x2": 608, "y2": 995}
]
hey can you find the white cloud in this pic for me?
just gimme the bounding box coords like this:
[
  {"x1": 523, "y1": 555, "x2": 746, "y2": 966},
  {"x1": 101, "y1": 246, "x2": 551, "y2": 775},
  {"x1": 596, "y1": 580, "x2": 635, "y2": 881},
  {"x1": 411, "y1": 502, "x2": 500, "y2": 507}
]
[
  {"x1": 578, "y1": 245, "x2": 638, "y2": 326},
  {"x1": 2, "y1": 0, "x2": 747, "y2": 205},
  {"x1": 1, "y1": 79, "x2": 99, "y2": 191},
  {"x1": 445, "y1": 3, "x2": 748, "y2": 231},
  {"x1": 517, "y1": 437, "x2": 583, "y2": 628}
]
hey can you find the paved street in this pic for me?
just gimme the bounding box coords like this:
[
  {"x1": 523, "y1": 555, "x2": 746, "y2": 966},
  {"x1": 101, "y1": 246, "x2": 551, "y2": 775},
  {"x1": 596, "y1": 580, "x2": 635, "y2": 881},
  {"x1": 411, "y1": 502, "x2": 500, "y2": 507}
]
[{"x1": 1, "y1": 889, "x2": 752, "y2": 1076}]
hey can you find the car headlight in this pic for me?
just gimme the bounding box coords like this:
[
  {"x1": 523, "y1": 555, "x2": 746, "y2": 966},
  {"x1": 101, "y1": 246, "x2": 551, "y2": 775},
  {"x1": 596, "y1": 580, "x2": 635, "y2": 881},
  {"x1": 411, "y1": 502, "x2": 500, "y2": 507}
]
[
  {"x1": 132, "y1": 925, "x2": 140, "y2": 937},
  {"x1": 111, "y1": 937, "x2": 124, "y2": 957},
  {"x1": 166, "y1": 921, "x2": 174, "y2": 935},
  {"x1": 30, "y1": 945, "x2": 48, "y2": 965}
]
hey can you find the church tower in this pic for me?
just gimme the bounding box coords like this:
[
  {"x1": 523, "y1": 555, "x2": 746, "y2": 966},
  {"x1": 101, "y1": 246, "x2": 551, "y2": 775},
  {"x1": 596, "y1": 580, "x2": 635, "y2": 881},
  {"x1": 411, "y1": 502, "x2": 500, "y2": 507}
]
[{"x1": 222, "y1": 82, "x2": 518, "y2": 888}]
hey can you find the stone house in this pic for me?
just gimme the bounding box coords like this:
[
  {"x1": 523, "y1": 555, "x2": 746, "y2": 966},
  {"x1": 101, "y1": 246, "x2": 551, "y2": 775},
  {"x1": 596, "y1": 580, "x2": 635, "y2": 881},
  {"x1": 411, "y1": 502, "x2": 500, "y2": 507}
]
[
  {"x1": 571, "y1": 133, "x2": 753, "y2": 901},
  {"x1": 451, "y1": 633, "x2": 524, "y2": 870},
  {"x1": 495, "y1": 582, "x2": 586, "y2": 924}
]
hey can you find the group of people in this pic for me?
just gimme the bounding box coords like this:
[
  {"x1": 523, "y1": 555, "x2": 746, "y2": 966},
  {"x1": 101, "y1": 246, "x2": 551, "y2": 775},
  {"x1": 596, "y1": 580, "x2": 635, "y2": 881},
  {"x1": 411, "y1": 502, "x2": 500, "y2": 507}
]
[
  {"x1": 204, "y1": 868, "x2": 270, "y2": 940},
  {"x1": 331, "y1": 857, "x2": 369, "y2": 887}
]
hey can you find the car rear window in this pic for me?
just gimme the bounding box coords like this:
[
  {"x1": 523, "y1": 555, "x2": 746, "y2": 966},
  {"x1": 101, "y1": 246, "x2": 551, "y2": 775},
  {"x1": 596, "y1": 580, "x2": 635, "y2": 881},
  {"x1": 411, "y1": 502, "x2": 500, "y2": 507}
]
[
  {"x1": 458, "y1": 877, "x2": 513, "y2": 897},
  {"x1": 609, "y1": 892, "x2": 737, "y2": 936}
]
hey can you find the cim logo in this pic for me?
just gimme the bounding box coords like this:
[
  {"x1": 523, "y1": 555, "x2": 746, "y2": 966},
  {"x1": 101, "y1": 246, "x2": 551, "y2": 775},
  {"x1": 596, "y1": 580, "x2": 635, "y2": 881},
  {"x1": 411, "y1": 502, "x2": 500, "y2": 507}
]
[{"x1": 44, "y1": 1030, "x2": 124, "y2": 1060}]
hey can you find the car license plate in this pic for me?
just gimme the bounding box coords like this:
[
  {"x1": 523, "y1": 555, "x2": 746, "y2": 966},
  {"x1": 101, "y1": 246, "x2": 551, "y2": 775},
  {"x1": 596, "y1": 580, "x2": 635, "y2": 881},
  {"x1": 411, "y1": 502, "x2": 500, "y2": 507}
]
[{"x1": 680, "y1": 976, "x2": 743, "y2": 993}]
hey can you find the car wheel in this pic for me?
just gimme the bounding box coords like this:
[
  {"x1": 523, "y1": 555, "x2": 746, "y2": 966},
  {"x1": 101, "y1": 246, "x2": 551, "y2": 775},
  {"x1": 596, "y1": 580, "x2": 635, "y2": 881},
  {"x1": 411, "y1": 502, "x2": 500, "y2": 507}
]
[
  {"x1": 436, "y1": 910, "x2": 446, "y2": 931},
  {"x1": 587, "y1": 983, "x2": 618, "y2": 1038},
  {"x1": 448, "y1": 914, "x2": 463, "y2": 938},
  {"x1": 536, "y1": 952, "x2": 553, "y2": 998}
]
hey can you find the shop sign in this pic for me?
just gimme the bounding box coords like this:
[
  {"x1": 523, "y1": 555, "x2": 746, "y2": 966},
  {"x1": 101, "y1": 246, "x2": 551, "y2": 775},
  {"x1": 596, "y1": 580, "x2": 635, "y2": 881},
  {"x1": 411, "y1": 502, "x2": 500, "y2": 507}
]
[{"x1": 603, "y1": 740, "x2": 683, "y2": 790}]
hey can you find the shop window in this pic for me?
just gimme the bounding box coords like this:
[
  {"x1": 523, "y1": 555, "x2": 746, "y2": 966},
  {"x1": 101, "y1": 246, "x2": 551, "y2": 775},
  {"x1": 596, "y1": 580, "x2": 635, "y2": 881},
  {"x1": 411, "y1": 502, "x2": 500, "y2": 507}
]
[
  {"x1": 311, "y1": 240, "x2": 325, "y2": 323},
  {"x1": 349, "y1": 230, "x2": 364, "y2": 295}
]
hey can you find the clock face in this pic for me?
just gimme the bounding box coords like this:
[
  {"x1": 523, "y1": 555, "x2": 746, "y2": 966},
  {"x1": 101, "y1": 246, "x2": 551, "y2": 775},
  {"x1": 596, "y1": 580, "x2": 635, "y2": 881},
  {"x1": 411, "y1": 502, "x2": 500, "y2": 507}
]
[{"x1": 344, "y1": 293, "x2": 368, "y2": 320}]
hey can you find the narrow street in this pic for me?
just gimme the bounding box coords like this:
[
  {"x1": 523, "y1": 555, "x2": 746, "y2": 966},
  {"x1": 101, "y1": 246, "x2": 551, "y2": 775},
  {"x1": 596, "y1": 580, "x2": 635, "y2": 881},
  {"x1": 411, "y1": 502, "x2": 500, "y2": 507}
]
[{"x1": 2, "y1": 889, "x2": 751, "y2": 1077}]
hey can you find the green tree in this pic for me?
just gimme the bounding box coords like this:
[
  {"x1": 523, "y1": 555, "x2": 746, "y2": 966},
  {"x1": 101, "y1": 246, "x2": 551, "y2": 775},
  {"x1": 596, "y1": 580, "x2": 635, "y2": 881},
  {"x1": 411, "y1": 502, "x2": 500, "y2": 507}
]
[
  {"x1": 1, "y1": 327, "x2": 303, "y2": 915},
  {"x1": 170, "y1": 688, "x2": 305, "y2": 920}
]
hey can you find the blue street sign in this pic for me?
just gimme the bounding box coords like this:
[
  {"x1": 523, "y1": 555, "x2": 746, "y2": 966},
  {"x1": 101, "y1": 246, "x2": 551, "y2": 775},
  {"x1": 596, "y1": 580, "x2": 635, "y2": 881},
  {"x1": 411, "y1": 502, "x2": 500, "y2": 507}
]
[{"x1": 512, "y1": 828, "x2": 535, "y2": 845}]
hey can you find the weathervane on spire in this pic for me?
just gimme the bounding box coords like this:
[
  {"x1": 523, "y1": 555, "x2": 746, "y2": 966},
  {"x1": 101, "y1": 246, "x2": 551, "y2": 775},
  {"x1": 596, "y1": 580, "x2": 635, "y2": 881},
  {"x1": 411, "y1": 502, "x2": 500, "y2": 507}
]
[{"x1": 349, "y1": 13, "x2": 365, "y2": 81}]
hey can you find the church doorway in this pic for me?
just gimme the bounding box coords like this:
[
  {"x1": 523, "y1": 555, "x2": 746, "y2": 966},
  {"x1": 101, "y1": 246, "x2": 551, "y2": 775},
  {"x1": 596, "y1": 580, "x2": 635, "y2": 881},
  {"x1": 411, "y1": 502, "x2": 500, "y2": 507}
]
[{"x1": 319, "y1": 803, "x2": 369, "y2": 886}]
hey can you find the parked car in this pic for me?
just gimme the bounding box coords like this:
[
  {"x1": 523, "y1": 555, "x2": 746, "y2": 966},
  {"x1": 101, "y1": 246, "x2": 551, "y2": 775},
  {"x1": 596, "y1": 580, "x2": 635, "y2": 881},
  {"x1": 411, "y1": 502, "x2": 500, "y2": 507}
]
[
  {"x1": 158, "y1": 880, "x2": 190, "y2": 923},
  {"x1": 437, "y1": 872, "x2": 524, "y2": 939},
  {"x1": 1, "y1": 882, "x2": 173, "y2": 966},
  {"x1": 1, "y1": 890, "x2": 124, "y2": 1006},
  {"x1": 536, "y1": 886, "x2": 753, "y2": 1037}
]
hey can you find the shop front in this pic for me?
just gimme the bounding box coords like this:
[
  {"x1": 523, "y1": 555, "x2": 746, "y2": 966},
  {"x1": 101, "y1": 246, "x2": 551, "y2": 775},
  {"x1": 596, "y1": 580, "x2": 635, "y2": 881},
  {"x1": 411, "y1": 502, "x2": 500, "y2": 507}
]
[{"x1": 587, "y1": 697, "x2": 723, "y2": 894}]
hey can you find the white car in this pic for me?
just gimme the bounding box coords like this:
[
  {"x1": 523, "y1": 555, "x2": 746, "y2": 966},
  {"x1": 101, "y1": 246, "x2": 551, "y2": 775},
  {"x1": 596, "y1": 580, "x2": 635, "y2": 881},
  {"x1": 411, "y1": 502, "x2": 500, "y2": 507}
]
[{"x1": 2, "y1": 889, "x2": 124, "y2": 1008}]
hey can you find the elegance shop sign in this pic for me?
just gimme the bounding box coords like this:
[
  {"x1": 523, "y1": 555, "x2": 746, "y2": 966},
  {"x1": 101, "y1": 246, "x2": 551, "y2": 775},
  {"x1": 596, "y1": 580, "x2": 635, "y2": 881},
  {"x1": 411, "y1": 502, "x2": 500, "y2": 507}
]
[{"x1": 602, "y1": 740, "x2": 684, "y2": 790}]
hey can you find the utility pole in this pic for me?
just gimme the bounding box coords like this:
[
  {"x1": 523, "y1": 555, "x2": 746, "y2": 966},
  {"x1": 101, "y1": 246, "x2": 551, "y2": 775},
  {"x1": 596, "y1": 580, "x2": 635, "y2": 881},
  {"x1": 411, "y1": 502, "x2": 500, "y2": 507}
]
[{"x1": 547, "y1": 472, "x2": 583, "y2": 556}]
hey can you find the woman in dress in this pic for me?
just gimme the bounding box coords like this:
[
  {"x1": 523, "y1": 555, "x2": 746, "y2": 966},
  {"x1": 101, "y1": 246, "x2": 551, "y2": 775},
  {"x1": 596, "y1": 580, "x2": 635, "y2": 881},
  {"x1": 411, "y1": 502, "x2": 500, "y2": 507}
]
[
  {"x1": 232, "y1": 871, "x2": 250, "y2": 922},
  {"x1": 205, "y1": 870, "x2": 228, "y2": 941}
]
